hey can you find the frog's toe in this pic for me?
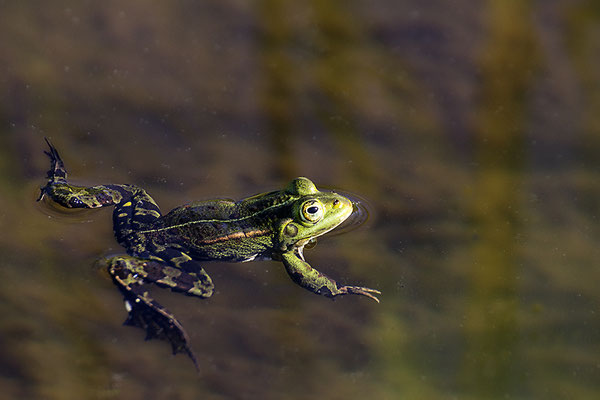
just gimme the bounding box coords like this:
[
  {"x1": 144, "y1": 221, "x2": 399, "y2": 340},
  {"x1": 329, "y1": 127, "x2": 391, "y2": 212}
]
[
  {"x1": 337, "y1": 285, "x2": 381, "y2": 303},
  {"x1": 42, "y1": 137, "x2": 67, "y2": 180}
]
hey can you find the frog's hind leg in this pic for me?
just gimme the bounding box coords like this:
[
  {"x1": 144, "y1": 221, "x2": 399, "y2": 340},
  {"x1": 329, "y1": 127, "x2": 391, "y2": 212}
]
[
  {"x1": 141, "y1": 247, "x2": 215, "y2": 298},
  {"x1": 38, "y1": 138, "x2": 136, "y2": 210},
  {"x1": 107, "y1": 255, "x2": 199, "y2": 370},
  {"x1": 39, "y1": 138, "x2": 162, "y2": 243}
]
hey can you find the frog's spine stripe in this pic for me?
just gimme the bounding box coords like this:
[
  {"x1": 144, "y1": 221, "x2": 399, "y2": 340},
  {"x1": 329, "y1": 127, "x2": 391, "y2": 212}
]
[{"x1": 137, "y1": 200, "x2": 292, "y2": 234}]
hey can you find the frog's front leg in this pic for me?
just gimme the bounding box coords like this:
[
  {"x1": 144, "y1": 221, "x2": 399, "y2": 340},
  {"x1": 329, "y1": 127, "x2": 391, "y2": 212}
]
[
  {"x1": 106, "y1": 255, "x2": 200, "y2": 370},
  {"x1": 281, "y1": 251, "x2": 381, "y2": 302}
]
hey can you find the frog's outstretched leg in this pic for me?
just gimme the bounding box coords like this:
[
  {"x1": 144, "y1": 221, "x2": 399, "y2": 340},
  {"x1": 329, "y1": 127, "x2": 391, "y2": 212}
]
[
  {"x1": 107, "y1": 255, "x2": 200, "y2": 370},
  {"x1": 38, "y1": 138, "x2": 131, "y2": 209},
  {"x1": 281, "y1": 250, "x2": 381, "y2": 303},
  {"x1": 38, "y1": 138, "x2": 162, "y2": 246}
]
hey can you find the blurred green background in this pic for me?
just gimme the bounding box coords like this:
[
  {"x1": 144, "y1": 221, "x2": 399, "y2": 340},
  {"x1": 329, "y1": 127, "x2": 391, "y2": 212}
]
[{"x1": 1, "y1": 1, "x2": 599, "y2": 399}]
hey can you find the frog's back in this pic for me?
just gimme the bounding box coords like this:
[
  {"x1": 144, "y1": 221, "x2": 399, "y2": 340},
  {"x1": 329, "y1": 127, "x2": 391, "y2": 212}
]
[
  {"x1": 162, "y1": 199, "x2": 238, "y2": 224},
  {"x1": 151, "y1": 197, "x2": 287, "y2": 262}
]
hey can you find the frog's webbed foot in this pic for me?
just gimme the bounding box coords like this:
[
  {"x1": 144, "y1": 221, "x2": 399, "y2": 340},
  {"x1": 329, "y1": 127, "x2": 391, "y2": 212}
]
[
  {"x1": 335, "y1": 285, "x2": 381, "y2": 303},
  {"x1": 107, "y1": 256, "x2": 199, "y2": 370},
  {"x1": 42, "y1": 137, "x2": 67, "y2": 181},
  {"x1": 38, "y1": 138, "x2": 68, "y2": 201},
  {"x1": 121, "y1": 288, "x2": 198, "y2": 369}
]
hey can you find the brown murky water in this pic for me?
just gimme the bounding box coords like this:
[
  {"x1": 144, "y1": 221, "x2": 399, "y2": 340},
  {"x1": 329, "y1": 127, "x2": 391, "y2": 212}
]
[{"x1": 1, "y1": 1, "x2": 599, "y2": 399}]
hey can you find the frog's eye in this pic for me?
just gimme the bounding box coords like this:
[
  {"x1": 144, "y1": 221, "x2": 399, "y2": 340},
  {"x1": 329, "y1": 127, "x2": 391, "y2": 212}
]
[{"x1": 301, "y1": 200, "x2": 324, "y2": 223}]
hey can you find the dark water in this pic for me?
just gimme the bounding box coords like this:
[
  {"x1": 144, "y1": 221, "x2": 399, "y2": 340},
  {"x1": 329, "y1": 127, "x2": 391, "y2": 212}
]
[{"x1": 1, "y1": 1, "x2": 599, "y2": 399}]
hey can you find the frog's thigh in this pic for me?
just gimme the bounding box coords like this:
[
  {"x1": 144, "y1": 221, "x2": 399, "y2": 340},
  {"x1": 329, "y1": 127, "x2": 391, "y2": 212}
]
[{"x1": 143, "y1": 248, "x2": 214, "y2": 298}]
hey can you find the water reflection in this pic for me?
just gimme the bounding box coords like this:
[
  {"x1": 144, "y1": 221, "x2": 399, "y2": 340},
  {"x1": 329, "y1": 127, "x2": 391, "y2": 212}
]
[{"x1": 461, "y1": 0, "x2": 537, "y2": 396}]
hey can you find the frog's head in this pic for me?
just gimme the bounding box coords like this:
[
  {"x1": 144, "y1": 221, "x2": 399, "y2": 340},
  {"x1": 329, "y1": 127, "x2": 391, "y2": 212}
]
[{"x1": 277, "y1": 177, "x2": 353, "y2": 252}]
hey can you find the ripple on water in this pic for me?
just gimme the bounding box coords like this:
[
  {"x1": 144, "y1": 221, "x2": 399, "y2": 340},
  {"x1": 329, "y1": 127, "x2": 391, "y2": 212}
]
[
  {"x1": 327, "y1": 189, "x2": 375, "y2": 237},
  {"x1": 35, "y1": 191, "x2": 98, "y2": 224}
]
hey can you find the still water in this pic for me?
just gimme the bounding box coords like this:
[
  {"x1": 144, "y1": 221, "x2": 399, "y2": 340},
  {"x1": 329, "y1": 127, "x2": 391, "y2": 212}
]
[{"x1": 1, "y1": 1, "x2": 599, "y2": 399}]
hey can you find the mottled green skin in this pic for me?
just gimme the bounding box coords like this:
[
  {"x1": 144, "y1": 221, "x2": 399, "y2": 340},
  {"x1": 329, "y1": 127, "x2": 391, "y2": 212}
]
[{"x1": 39, "y1": 139, "x2": 380, "y2": 369}]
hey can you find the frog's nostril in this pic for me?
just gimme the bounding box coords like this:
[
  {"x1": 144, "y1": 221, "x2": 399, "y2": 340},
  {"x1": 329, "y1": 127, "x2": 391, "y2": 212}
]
[{"x1": 333, "y1": 199, "x2": 340, "y2": 207}]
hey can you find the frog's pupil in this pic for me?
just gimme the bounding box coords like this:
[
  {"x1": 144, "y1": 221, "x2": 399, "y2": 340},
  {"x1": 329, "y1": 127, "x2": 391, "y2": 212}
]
[{"x1": 307, "y1": 206, "x2": 319, "y2": 214}]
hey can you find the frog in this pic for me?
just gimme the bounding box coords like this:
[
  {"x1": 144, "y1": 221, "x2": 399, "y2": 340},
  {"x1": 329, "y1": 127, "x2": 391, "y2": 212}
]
[{"x1": 38, "y1": 138, "x2": 380, "y2": 369}]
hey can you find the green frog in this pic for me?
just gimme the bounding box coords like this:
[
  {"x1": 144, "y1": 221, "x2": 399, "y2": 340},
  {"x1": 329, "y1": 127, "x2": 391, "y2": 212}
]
[{"x1": 38, "y1": 138, "x2": 380, "y2": 369}]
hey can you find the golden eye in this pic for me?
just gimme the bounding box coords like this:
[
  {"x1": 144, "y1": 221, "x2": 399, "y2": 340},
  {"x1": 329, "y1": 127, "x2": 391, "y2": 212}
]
[{"x1": 301, "y1": 200, "x2": 324, "y2": 223}]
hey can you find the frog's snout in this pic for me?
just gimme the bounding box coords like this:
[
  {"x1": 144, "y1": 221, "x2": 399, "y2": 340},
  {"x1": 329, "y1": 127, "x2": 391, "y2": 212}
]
[{"x1": 335, "y1": 195, "x2": 352, "y2": 209}]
